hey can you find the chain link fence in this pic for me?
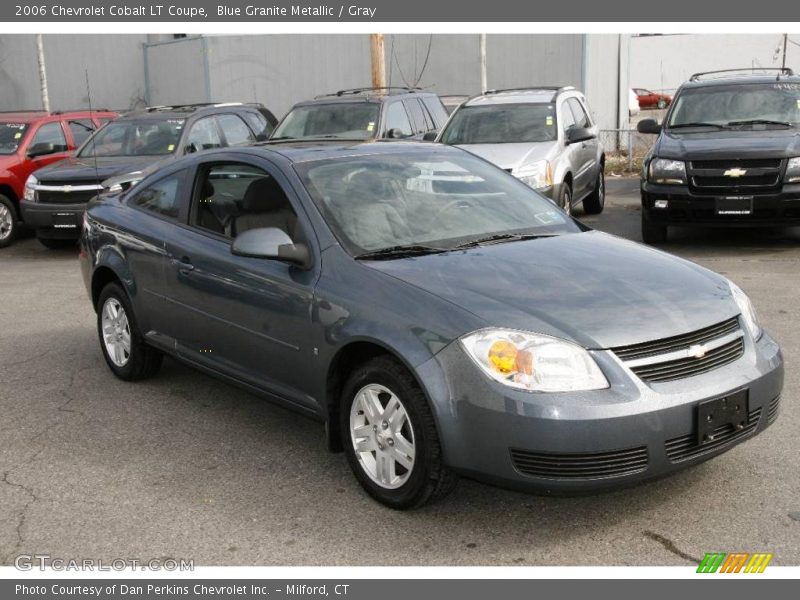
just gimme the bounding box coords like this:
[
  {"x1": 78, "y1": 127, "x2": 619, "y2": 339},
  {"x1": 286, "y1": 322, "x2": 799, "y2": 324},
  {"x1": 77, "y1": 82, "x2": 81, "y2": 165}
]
[{"x1": 599, "y1": 129, "x2": 655, "y2": 176}]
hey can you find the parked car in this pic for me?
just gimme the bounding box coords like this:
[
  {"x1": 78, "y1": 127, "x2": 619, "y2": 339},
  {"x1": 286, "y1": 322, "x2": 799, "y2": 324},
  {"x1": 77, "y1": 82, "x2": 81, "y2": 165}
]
[
  {"x1": 436, "y1": 87, "x2": 605, "y2": 215},
  {"x1": 637, "y1": 68, "x2": 800, "y2": 243},
  {"x1": 20, "y1": 102, "x2": 277, "y2": 248},
  {"x1": 634, "y1": 88, "x2": 672, "y2": 110},
  {"x1": 0, "y1": 109, "x2": 117, "y2": 247},
  {"x1": 270, "y1": 87, "x2": 448, "y2": 142},
  {"x1": 80, "y1": 140, "x2": 782, "y2": 509}
]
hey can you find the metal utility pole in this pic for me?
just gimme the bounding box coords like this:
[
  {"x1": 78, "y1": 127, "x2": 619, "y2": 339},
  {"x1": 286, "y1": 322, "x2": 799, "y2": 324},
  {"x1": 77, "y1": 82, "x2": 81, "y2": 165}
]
[
  {"x1": 782, "y1": 33, "x2": 788, "y2": 70},
  {"x1": 35, "y1": 34, "x2": 50, "y2": 113},
  {"x1": 479, "y1": 34, "x2": 488, "y2": 93},
  {"x1": 370, "y1": 34, "x2": 386, "y2": 88}
]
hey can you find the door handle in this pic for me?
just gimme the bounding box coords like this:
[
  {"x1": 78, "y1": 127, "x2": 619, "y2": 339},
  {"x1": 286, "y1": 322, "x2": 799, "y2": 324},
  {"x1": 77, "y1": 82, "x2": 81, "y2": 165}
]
[{"x1": 171, "y1": 256, "x2": 195, "y2": 272}]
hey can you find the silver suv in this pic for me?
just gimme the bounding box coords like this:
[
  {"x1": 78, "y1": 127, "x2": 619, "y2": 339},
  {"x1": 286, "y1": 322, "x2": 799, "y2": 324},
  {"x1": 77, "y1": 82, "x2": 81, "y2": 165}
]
[{"x1": 436, "y1": 87, "x2": 605, "y2": 215}]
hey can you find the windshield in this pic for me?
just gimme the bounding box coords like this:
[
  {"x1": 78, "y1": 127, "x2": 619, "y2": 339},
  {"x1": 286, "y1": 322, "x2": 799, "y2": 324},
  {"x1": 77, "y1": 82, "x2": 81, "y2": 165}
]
[
  {"x1": 440, "y1": 103, "x2": 557, "y2": 144},
  {"x1": 272, "y1": 103, "x2": 380, "y2": 140},
  {"x1": 0, "y1": 122, "x2": 29, "y2": 155},
  {"x1": 296, "y1": 149, "x2": 577, "y2": 254},
  {"x1": 668, "y1": 82, "x2": 800, "y2": 128},
  {"x1": 79, "y1": 119, "x2": 185, "y2": 157}
]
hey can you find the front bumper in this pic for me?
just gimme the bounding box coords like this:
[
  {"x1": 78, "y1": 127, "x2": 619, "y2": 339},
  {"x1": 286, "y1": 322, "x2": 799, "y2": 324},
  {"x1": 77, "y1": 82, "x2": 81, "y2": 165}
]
[
  {"x1": 20, "y1": 200, "x2": 85, "y2": 239},
  {"x1": 642, "y1": 181, "x2": 800, "y2": 226},
  {"x1": 418, "y1": 331, "x2": 783, "y2": 494}
]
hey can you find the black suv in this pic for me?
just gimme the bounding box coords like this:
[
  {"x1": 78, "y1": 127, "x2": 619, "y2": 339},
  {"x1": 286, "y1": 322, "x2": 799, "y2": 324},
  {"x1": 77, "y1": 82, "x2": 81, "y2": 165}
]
[
  {"x1": 638, "y1": 68, "x2": 800, "y2": 244},
  {"x1": 21, "y1": 102, "x2": 277, "y2": 248},
  {"x1": 270, "y1": 87, "x2": 448, "y2": 142}
]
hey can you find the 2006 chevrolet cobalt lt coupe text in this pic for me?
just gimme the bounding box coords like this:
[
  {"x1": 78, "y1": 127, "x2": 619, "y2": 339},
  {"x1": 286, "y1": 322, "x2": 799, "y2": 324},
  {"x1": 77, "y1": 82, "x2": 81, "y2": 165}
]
[{"x1": 79, "y1": 141, "x2": 783, "y2": 508}]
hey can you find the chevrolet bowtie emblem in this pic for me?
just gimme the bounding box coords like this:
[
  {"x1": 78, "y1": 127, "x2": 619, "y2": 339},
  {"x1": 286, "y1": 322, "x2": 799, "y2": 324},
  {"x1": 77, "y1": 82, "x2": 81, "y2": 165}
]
[
  {"x1": 688, "y1": 344, "x2": 708, "y2": 359},
  {"x1": 724, "y1": 168, "x2": 747, "y2": 178},
  {"x1": 63, "y1": 185, "x2": 72, "y2": 193}
]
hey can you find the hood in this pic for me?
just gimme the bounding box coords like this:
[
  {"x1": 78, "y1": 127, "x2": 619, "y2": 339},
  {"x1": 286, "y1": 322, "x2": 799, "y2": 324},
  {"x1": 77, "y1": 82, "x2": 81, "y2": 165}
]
[
  {"x1": 655, "y1": 128, "x2": 800, "y2": 160},
  {"x1": 34, "y1": 155, "x2": 167, "y2": 184},
  {"x1": 457, "y1": 142, "x2": 557, "y2": 172},
  {"x1": 367, "y1": 231, "x2": 738, "y2": 349}
]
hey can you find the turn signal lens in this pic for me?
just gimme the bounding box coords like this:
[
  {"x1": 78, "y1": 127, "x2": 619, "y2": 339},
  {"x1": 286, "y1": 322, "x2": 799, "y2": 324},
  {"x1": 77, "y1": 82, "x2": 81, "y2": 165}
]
[{"x1": 488, "y1": 340, "x2": 517, "y2": 374}]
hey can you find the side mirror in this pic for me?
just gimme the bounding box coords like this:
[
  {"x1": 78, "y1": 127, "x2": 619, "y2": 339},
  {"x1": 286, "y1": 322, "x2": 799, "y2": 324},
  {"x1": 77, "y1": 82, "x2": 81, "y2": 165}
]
[
  {"x1": 637, "y1": 119, "x2": 661, "y2": 134},
  {"x1": 27, "y1": 142, "x2": 57, "y2": 158},
  {"x1": 565, "y1": 127, "x2": 595, "y2": 144},
  {"x1": 422, "y1": 131, "x2": 438, "y2": 142},
  {"x1": 184, "y1": 142, "x2": 201, "y2": 154},
  {"x1": 231, "y1": 227, "x2": 311, "y2": 269},
  {"x1": 385, "y1": 128, "x2": 407, "y2": 140}
]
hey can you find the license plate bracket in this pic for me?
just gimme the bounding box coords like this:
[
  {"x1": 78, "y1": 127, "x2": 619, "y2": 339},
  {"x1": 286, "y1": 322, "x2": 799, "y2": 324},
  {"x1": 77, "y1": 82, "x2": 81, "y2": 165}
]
[
  {"x1": 716, "y1": 196, "x2": 753, "y2": 216},
  {"x1": 697, "y1": 389, "x2": 749, "y2": 445},
  {"x1": 52, "y1": 212, "x2": 78, "y2": 229}
]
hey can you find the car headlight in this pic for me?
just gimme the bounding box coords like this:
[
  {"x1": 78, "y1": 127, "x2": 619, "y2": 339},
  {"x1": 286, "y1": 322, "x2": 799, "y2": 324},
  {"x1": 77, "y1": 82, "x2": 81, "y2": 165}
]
[
  {"x1": 729, "y1": 281, "x2": 762, "y2": 341},
  {"x1": 460, "y1": 328, "x2": 609, "y2": 392},
  {"x1": 514, "y1": 160, "x2": 553, "y2": 190},
  {"x1": 648, "y1": 158, "x2": 687, "y2": 185},
  {"x1": 785, "y1": 157, "x2": 800, "y2": 183},
  {"x1": 23, "y1": 174, "x2": 38, "y2": 202}
]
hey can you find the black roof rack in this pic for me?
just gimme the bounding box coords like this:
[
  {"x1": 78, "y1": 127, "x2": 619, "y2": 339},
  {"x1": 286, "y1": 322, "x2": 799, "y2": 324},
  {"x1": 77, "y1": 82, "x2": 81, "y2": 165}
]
[
  {"x1": 689, "y1": 68, "x2": 796, "y2": 82},
  {"x1": 316, "y1": 86, "x2": 421, "y2": 99},
  {"x1": 484, "y1": 86, "x2": 575, "y2": 95},
  {"x1": 52, "y1": 108, "x2": 112, "y2": 114}
]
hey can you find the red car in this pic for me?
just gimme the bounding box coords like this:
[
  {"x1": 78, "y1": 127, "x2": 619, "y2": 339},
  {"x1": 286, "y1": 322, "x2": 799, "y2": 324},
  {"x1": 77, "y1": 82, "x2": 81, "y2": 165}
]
[
  {"x1": 0, "y1": 109, "x2": 117, "y2": 247},
  {"x1": 634, "y1": 88, "x2": 673, "y2": 109}
]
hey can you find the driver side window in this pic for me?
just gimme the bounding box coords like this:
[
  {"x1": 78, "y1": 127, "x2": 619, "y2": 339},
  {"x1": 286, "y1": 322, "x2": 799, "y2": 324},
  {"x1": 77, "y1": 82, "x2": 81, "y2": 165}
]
[
  {"x1": 190, "y1": 162, "x2": 301, "y2": 242},
  {"x1": 560, "y1": 102, "x2": 576, "y2": 132},
  {"x1": 30, "y1": 122, "x2": 68, "y2": 152}
]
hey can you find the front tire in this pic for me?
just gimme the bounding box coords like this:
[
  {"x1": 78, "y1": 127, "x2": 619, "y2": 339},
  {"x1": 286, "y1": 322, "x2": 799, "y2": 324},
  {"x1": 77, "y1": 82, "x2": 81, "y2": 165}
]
[
  {"x1": 642, "y1": 213, "x2": 667, "y2": 244},
  {"x1": 583, "y1": 170, "x2": 605, "y2": 215},
  {"x1": 557, "y1": 182, "x2": 573, "y2": 216},
  {"x1": 97, "y1": 282, "x2": 163, "y2": 381},
  {"x1": 657, "y1": 99, "x2": 667, "y2": 109},
  {"x1": 340, "y1": 356, "x2": 457, "y2": 509},
  {"x1": 0, "y1": 195, "x2": 18, "y2": 249}
]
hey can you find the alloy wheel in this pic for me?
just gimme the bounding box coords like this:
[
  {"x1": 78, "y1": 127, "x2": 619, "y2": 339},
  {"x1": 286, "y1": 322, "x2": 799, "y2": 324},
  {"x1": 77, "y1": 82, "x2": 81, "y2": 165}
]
[
  {"x1": 101, "y1": 297, "x2": 132, "y2": 367},
  {"x1": 0, "y1": 204, "x2": 12, "y2": 241},
  {"x1": 350, "y1": 383, "x2": 416, "y2": 489}
]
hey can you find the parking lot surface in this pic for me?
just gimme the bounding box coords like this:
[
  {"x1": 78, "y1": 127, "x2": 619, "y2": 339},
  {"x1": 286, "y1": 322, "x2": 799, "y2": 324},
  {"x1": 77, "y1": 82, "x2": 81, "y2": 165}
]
[{"x1": 1, "y1": 178, "x2": 798, "y2": 566}]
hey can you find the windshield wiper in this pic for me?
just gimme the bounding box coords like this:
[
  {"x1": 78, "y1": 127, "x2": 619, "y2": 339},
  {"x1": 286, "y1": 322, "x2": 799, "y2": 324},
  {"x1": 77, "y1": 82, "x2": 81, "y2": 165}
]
[
  {"x1": 355, "y1": 244, "x2": 449, "y2": 261},
  {"x1": 450, "y1": 233, "x2": 557, "y2": 249},
  {"x1": 668, "y1": 122, "x2": 727, "y2": 130},
  {"x1": 269, "y1": 135, "x2": 295, "y2": 140},
  {"x1": 727, "y1": 119, "x2": 793, "y2": 128}
]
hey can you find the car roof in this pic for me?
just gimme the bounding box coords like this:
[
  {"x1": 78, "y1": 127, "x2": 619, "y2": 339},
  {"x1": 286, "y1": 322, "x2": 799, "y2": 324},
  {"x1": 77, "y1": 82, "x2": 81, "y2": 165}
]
[
  {"x1": 462, "y1": 87, "x2": 576, "y2": 106},
  {"x1": 0, "y1": 109, "x2": 115, "y2": 123},
  {"x1": 243, "y1": 139, "x2": 463, "y2": 164},
  {"x1": 118, "y1": 102, "x2": 266, "y2": 120},
  {"x1": 681, "y1": 74, "x2": 800, "y2": 89},
  {"x1": 292, "y1": 88, "x2": 440, "y2": 107}
]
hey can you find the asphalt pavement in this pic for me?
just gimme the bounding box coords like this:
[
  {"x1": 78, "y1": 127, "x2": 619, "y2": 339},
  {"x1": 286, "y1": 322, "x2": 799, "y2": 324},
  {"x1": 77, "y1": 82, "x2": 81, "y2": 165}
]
[{"x1": 1, "y1": 178, "x2": 798, "y2": 566}]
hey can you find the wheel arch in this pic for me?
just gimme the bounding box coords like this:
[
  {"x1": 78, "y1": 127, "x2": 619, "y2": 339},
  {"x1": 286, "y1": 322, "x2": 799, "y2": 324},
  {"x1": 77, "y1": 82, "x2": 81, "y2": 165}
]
[
  {"x1": 0, "y1": 183, "x2": 20, "y2": 219},
  {"x1": 90, "y1": 249, "x2": 135, "y2": 311}
]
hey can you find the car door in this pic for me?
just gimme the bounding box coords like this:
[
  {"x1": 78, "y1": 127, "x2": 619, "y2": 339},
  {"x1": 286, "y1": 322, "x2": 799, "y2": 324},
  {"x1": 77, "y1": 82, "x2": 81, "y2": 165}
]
[
  {"x1": 565, "y1": 97, "x2": 598, "y2": 199},
  {"x1": 161, "y1": 154, "x2": 319, "y2": 410},
  {"x1": 120, "y1": 167, "x2": 191, "y2": 340}
]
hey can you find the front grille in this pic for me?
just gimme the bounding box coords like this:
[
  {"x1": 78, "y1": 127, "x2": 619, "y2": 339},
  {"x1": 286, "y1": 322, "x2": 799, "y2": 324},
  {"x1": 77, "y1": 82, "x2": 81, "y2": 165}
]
[
  {"x1": 688, "y1": 158, "x2": 784, "y2": 195},
  {"x1": 690, "y1": 159, "x2": 782, "y2": 170},
  {"x1": 612, "y1": 317, "x2": 739, "y2": 361},
  {"x1": 692, "y1": 174, "x2": 780, "y2": 188},
  {"x1": 767, "y1": 395, "x2": 781, "y2": 424},
  {"x1": 665, "y1": 407, "x2": 761, "y2": 462},
  {"x1": 510, "y1": 446, "x2": 648, "y2": 479},
  {"x1": 630, "y1": 338, "x2": 745, "y2": 383},
  {"x1": 37, "y1": 189, "x2": 99, "y2": 205}
]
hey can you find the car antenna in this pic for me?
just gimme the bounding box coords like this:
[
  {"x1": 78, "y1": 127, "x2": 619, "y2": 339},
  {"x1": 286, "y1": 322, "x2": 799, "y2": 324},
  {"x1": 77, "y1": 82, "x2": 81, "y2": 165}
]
[{"x1": 84, "y1": 69, "x2": 100, "y2": 186}]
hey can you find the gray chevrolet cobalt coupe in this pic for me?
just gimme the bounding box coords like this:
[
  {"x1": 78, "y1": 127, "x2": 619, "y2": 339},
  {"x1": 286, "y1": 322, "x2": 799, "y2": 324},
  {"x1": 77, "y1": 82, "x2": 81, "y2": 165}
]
[{"x1": 80, "y1": 141, "x2": 783, "y2": 508}]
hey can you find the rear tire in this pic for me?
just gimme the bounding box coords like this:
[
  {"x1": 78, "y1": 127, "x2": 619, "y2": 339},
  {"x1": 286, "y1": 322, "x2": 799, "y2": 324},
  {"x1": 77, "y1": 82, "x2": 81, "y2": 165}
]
[
  {"x1": 657, "y1": 99, "x2": 667, "y2": 109},
  {"x1": 97, "y1": 282, "x2": 163, "y2": 381},
  {"x1": 0, "y1": 195, "x2": 18, "y2": 249},
  {"x1": 38, "y1": 237, "x2": 75, "y2": 249},
  {"x1": 583, "y1": 170, "x2": 605, "y2": 215},
  {"x1": 340, "y1": 356, "x2": 457, "y2": 509},
  {"x1": 642, "y1": 214, "x2": 667, "y2": 244}
]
